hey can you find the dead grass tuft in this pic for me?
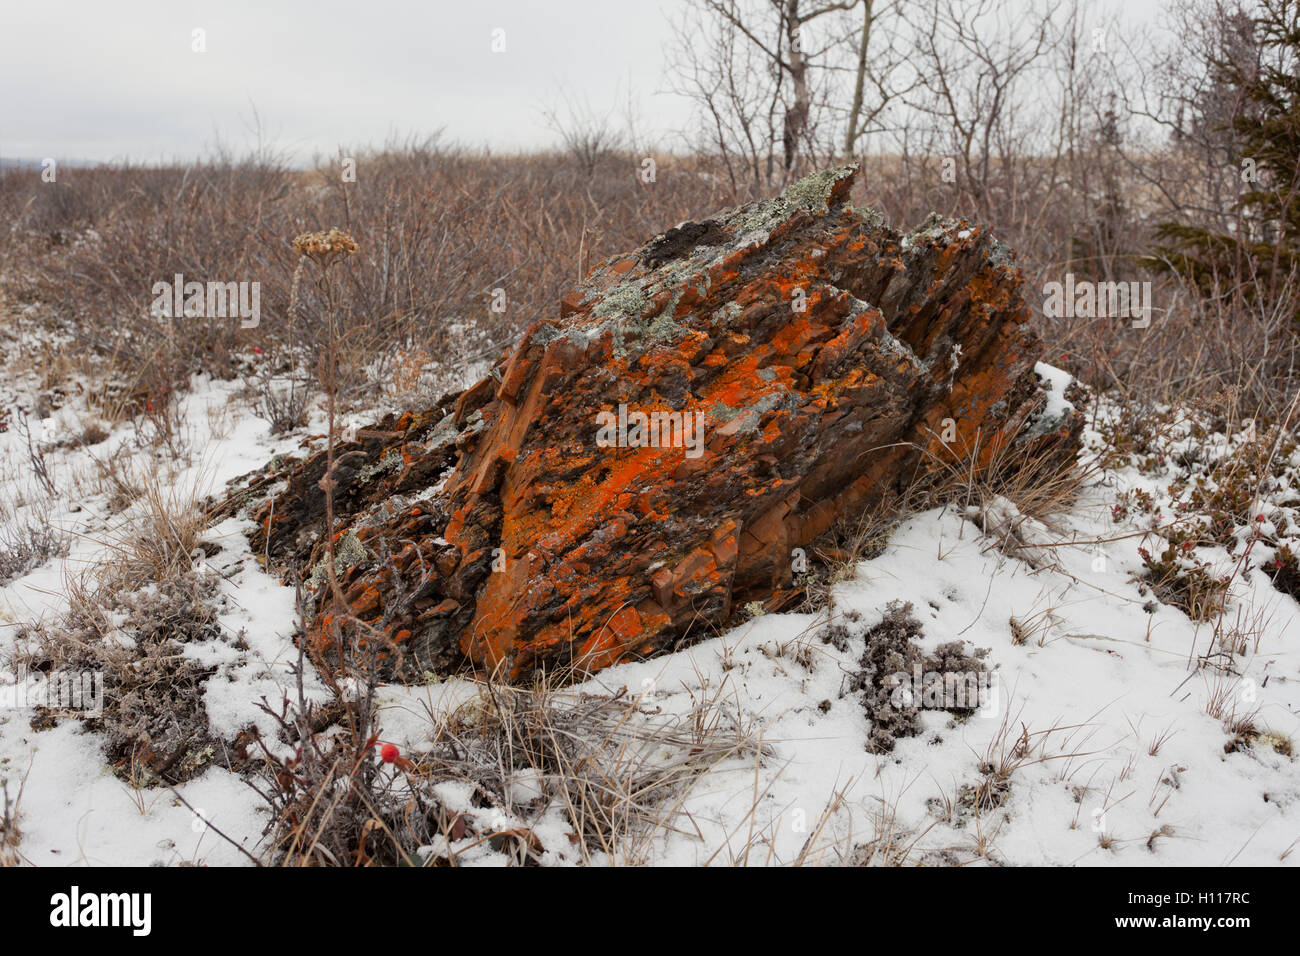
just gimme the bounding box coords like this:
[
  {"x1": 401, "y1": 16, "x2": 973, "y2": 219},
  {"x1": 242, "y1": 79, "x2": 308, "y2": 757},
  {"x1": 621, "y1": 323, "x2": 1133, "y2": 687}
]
[
  {"x1": 0, "y1": 776, "x2": 25, "y2": 867},
  {"x1": 250, "y1": 646, "x2": 766, "y2": 866},
  {"x1": 8, "y1": 470, "x2": 235, "y2": 786}
]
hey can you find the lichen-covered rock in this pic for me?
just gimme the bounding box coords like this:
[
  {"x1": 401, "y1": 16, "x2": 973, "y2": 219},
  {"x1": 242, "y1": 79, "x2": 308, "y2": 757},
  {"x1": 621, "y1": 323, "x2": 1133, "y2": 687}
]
[{"x1": 234, "y1": 165, "x2": 1082, "y2": 680}]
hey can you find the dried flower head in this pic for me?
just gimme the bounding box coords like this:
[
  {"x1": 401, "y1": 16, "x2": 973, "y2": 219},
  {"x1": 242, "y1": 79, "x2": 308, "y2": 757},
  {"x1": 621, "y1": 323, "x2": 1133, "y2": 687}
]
[{"x1": 292, "y1": 228, "x2": 358, "y2": 268}]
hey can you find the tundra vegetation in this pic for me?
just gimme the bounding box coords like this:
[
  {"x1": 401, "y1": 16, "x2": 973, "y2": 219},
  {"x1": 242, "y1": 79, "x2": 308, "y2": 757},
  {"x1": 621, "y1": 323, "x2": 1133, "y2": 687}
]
[{"x1": 0, "y1": 0, "x2": 1297, "y2": 867}]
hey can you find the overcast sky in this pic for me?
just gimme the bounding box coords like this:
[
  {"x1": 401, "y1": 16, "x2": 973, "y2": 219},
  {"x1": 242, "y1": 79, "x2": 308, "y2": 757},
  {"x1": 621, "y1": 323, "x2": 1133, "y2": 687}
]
[{"x1": 0, "y1": 0, "x2": 1164, "y2": 165}]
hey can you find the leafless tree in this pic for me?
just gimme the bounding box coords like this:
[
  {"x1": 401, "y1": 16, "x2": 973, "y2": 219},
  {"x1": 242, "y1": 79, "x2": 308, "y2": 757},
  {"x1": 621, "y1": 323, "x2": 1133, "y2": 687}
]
[
  {"x1": 900, "y1": 0, "x2": 1064, "y2": 219},
  {"x1": 541, "y1": 91, "x2": 628, "y2": 177},
  {"x1": 838, "y1": 0, "x2": 918, "y2": 157},
  {"x1": 668, "y1": 0, "x2": 866, "y2": 190},
  {"x1": 1105, "y1": 0, "x2": 1261, "y2": 236}
]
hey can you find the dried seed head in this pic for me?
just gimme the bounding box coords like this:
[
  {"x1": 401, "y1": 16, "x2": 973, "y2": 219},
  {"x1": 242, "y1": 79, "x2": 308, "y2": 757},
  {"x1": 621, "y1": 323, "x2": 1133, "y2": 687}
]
[{"x1": 292, "y1": 228, "x2": 359, "y2": 268}]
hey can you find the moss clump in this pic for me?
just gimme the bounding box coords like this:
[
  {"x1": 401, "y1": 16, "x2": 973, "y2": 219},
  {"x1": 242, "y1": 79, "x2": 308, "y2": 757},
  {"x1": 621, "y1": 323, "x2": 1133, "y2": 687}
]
[
  {"x1": 422, "y1": 412, "x2": 459, "y2": 447},
  {"x1": 848, "y1": 601, "x2": 991, "y2": 754}
]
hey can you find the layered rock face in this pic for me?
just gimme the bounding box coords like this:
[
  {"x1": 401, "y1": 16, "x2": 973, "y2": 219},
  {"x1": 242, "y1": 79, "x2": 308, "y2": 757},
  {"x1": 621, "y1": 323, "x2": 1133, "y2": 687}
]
[{"x1": 238, "y1": 165, "x2": 1081, "y2": 680}]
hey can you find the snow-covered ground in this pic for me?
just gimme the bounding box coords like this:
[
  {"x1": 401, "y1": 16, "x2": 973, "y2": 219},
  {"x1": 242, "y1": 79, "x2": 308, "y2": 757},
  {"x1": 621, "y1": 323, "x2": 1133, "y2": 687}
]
[{"x1": 1, "y1": 367, "x2": 1297, "y2": 866}]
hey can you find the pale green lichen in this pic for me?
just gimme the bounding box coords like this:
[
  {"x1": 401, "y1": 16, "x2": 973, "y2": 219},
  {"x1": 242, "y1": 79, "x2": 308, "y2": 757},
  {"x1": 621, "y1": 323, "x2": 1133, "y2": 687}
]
[
  {"x1": 304, "y1": 530, "x2": 369, "y2": 624},
  {"x1": 582, "y1": 282, "x2": 661, "y2": 359},
  {"x1": 528, "y1": 322, "x2": 564, "y2": 345},
  {"x1": 848, "y1": 204, "x2": 886, "y2": 229},
  {"x1": 593, "y1": 288, "x2": 695, "y2": 360},
  {"x1": 333, "y1": 529, "x2": 367, "y2": 572},
  {"x1": 712, "y1": 301, "x2": 744, "y2": 329},
  {"x1": 592, "y1": 283, "x2": 648, "y2": 321},
  {"x1": 358, "y1": 448, "x2": 403, "y2": 483},
  {"x1": 785, "y1": 165, "x2": 854, "y2": 214},
  {"x1": 458, "y1": 408, "x2": 488, "y2": 438},
  {"x1": 571, "y1": 166, "x2": 872, "y2": 362},
  {"x1": 710, "y1": 401, "x2": 741, "y2": 424},
  {"x1": 738, "y1": 165, "x2": 857, "y2": 236},
  {"x1": 639, "y1": 312, "x2": 681, "y2": 346},
  {"x1": 422, "y1": 412, "x2": 458, "y2": 446},
  {"x1": 708, "y1": 389, "x2": 792, "y2": 436}
]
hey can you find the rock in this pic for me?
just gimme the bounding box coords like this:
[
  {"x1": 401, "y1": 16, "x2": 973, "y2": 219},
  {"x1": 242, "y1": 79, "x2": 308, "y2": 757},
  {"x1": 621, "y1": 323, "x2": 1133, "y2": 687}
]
[{"x1": 235, "y1": 164, "x2": 1082, "y2": 680}]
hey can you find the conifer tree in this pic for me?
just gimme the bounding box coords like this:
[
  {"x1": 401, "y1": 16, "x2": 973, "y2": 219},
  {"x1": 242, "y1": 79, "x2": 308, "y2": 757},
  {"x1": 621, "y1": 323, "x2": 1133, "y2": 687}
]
[{"x1": 1148, "y1": 0, "x2": 1299, "y2": 313}]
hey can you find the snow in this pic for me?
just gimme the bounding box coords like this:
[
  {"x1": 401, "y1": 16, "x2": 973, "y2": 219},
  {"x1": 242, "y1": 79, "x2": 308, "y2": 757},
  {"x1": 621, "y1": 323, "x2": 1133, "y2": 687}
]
[
  {"x1": 0, "y1": 370, "x2": 1296, "y2": 867},
  {"x1": 1035, "y1": 361, "x2": 1076, "y2": 423}
]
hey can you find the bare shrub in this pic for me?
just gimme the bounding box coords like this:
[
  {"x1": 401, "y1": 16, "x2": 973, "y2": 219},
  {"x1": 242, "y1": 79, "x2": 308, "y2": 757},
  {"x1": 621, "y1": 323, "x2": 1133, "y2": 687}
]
[
  {"x1": 0, "y1": 502, "x2": 69, "y2": 586},
  {"x1": 250, "y1": 368, "x2": 312, "y2": 435},
  {"x1": 250, "y1": 649, "x2": 765, "y2": 866},
  {"x1": 0, "y1": 141, "x2": 732, "y2": 421},
  {"x1": 13, "y1": 411, "x2": 55, "y2": 497}
]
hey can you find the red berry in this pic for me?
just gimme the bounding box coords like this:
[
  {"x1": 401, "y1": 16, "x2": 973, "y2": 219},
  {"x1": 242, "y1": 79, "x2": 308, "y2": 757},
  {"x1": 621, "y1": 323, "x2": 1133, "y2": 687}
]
[{"x1": 380, "y1": 743, "x2": 399, "y2": 763}]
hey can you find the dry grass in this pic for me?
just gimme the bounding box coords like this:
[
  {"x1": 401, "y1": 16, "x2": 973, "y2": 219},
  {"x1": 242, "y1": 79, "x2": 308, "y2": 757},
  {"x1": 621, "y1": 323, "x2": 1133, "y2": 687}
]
[
  {"x1": 847, "y1": 793, "x2": 943, "y2": 867},
  {"x1": 797, "y1": 407, "x2": 1094, "y2": 618},
  {"x1": 0, "y1": 490, "x2": 69, "y2": 587},
  {"x1": 6, "y1": 468, "x2": 233, "y2": 787},
  {"x1": 87, "y1": 450, "x2": 147, "y2": 513},
  {"x1": 0, "y1": 775, "x2": 26, "y2": 867},
  {"x1": 249, "y1": 650, "x2": 766, "y2": 866},
  {"x1": 1147, "y1": 722, "x2": 1179, "y2": 757},
  {"x1": 426, "y1": 675, "x2": 764, "y2": 865},
  {"x1": 918, "y1": 421, "x2": 1095, "y2": 529},
  {"x1": 1009, "y1": 600, "x2": 1066, "y2": 648},
  {"x1": 3, "y1": 135, "x2": 1294, "y2": 443},
  {"x1": 103, "y1": 477, "x2": 210, "y2": 590},
  {"x1": 961, "y1": 704, "x2": 1102, "y2": 819}
]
